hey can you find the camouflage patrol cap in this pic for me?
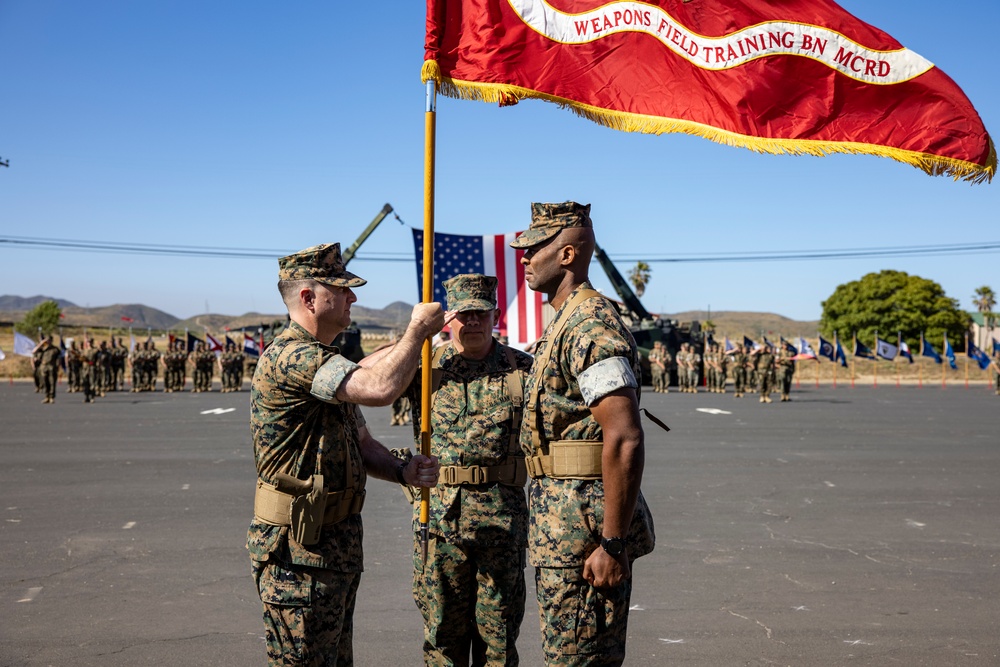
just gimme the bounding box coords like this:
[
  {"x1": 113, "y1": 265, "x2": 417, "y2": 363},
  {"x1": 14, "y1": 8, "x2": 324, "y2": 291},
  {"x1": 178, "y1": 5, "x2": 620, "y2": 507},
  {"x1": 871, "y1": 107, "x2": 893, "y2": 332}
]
[
  {"x1": 278, "y1": 243, "x2": 366, "y2": 288},
  {"x1": 509, "y1": 201, "x2": 592, "y2": 249},
  {"x1": 444, "y1": 274, "x2": 498, "y2": 313}
]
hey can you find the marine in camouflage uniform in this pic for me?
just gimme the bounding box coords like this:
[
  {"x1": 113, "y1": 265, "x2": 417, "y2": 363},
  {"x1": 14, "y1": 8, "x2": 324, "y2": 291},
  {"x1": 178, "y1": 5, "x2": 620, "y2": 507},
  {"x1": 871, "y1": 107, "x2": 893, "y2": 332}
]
[
  {"x1": 704, "y1": 345, "x2": 717, "y2": 393},
  {"x1": 675, "y1": 344, "x2": 688, "y2": 393},
  {"x1": 397, "y1": 274, "x2": 532, "y2": 667},
  {"x1": 753, "y1": 345, "x2": 776, "y2": 403},
  {"x1": 715, "y1": 343, "x2": 728, "y2": 393},
  {"x1": 81, "y1": 338, "x2": 98, "y2": 403},
  {"x1": 775, "y1": 344, "x2": 796, "y2": 402},
  {"x1": 648, "y1": 342, "x2": 667, "y2": 393},
  {"x1": 67, "y1": 341, "x2": 82, "y2": 392},
  {"x1": 511, "y1": 203, "x2": 655, "y2": 666},
  {"x1": 689, "y1": 346, "x2": 702, "y2": 393},
  {"x1": 34, "y1": 336, "x2": 62, "y2": 403},
  {"x1": 730, "y1": 345, "x2": 748, "y2": 397},
  {"x1": 249, "y1": 242, "x2": 444, "y2": 667}
]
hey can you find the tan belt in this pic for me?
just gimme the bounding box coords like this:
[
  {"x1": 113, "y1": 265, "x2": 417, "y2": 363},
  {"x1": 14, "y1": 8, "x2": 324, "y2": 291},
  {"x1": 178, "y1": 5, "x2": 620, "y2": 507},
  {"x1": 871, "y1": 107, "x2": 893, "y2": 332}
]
[
  {"x1": 438, "y1": 458, "x2": 527, "y2": 487},
  {"x1": 254, "y1": 480, "x2": 365, "y2": 528},
  {"x1": 525, "y1": 440, "x2": 603, "y2": 480}
]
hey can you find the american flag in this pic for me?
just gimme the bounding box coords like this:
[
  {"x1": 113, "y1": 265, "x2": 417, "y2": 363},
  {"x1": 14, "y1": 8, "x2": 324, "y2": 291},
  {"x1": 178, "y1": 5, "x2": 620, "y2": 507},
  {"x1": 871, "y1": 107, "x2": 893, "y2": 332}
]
[{"x1": 412, "y1": 229, "x2": 545, "y2": 350}]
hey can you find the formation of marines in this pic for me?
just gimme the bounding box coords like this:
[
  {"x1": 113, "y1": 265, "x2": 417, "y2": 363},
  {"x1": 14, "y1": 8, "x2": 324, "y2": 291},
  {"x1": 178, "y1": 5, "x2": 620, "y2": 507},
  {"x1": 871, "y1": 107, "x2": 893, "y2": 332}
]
[
  {"x1": 648, "y1": 340, "x2": 799, "y2": 403},
  {"x1": 31, "y1": 336, "x2": 252, "y2": 401}
]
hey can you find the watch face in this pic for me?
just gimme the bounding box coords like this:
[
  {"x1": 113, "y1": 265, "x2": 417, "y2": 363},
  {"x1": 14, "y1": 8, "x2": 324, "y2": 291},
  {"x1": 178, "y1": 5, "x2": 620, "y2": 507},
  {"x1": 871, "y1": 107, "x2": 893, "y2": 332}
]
[{"x1": 603, "y1": 537, "x2": 624, "y2": 556}]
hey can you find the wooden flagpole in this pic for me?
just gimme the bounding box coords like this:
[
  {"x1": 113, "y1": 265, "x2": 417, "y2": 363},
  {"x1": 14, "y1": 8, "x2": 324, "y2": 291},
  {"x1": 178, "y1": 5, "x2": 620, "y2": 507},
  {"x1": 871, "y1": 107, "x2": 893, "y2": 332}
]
[
  {"x1": 896, "y1": 331, "x2": 903, "y2": 389},
  {"x1": 833, "y1": 331, "x2": 838, "y2": 388},
  {"x1": 964, "y1": 332, "x2": 970, "y2": 388},
  {"x1": 851, "y1": 332, "x2": 856, "y2": 388},
  {"x1": 918, "y1": 332, "x2": 924, "y2": 388},
  {"x1": 941, "y1": 331, "x2": 948, "y2": 389},
  {"x1": 873, "y1": 330, "x2": 878, "y2": 388},
  {"x1": 419, "y1": 80, "x2": 437, "y2": 564}
]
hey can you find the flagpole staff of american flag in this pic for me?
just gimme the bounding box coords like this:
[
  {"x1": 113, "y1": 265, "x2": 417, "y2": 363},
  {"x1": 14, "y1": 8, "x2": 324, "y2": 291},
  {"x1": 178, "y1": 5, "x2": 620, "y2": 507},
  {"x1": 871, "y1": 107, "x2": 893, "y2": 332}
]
[{"x1": 418, "y1": 78, "x2": 438, "y2": 565}]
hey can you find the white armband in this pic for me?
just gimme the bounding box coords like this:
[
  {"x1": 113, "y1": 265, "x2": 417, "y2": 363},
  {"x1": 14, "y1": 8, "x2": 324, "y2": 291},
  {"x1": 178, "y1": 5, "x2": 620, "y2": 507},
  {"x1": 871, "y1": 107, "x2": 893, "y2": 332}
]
[
  {"x1": 578, "y1": 356, "x2": 638, "y2": 407},
  {"x1": 310, "y1": 356, "x2": 361, "y2": 404}
]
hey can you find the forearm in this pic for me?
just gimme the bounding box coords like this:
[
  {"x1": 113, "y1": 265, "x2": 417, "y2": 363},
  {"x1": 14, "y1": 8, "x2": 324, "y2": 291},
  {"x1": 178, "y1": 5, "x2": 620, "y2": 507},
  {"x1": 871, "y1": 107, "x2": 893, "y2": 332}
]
[
  {"x1": 359, "y1": 428, "x2": 405, "y2": 482},
  {"x1": 601, "y1": 429, "x2": 644, "y2": 538},
  {"x1": 337, "y1": 327, "x2": 425, "y2": 405}
]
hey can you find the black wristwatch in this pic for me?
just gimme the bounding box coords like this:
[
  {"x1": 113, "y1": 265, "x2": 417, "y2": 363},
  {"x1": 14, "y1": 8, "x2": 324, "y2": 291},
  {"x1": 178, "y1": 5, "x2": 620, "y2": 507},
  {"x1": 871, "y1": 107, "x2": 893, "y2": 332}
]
[{"x1": 601, "y1": 536, "x2": 626, "y2": 557}]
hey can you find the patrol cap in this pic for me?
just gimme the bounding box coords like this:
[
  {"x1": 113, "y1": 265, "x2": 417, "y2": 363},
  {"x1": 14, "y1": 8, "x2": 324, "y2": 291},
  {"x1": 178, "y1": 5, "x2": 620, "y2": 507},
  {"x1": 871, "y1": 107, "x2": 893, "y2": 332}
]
[
  {"x1": 278, "y1": 243, "x2": 366, "y2": 288},
  {"x1": 444, "y1": 274, "x2": 498, "y2": 313},
  {"x1": 509, "y1": 201, "x2": 592, "y2": 249}
]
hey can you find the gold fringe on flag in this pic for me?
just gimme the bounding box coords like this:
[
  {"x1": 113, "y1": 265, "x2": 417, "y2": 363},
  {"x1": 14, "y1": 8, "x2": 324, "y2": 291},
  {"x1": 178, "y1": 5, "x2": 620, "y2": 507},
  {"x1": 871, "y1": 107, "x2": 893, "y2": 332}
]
[{"x1": 422, "y1": 60, "x2": 996, "y2": 184}]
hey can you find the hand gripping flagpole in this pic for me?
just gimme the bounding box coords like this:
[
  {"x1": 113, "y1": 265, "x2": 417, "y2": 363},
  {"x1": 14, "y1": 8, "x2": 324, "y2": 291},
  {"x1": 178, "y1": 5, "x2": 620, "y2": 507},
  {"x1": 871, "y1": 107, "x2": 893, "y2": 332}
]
[{"x1": 419, "y1": 79, "x2": 437, "y2": 565}]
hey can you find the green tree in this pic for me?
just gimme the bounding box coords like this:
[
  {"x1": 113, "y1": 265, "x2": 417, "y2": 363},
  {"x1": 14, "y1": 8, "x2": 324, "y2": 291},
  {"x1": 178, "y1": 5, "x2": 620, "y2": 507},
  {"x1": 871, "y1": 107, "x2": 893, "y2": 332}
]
[
  {"x1": 627, "y1": 261, "x2": 652, "y2": 297},
  {"x1": 15, "y1": 300, "x2": 62, "y2": 337},
  {"x1": 820, "y1": 270, "x2": 970, "y2": 350}
]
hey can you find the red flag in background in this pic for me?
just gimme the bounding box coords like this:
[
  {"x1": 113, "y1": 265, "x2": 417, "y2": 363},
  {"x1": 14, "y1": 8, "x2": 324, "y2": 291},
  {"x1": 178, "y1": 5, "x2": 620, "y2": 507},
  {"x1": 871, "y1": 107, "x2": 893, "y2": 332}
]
[{"x1": 424, "y1": 0, "x2": 995, "y2": 182}]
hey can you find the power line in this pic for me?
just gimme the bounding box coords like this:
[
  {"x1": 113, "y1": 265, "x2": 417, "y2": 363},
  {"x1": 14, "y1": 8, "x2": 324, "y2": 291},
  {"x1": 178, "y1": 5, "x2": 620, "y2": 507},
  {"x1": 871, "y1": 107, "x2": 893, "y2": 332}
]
[{"x1": 1, "y1": 235, "x2": 998, "y2": 263}]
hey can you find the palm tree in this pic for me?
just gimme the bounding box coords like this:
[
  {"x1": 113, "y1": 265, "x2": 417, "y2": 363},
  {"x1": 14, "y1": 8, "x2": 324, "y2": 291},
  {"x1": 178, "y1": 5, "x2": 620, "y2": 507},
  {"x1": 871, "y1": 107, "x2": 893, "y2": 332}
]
[
  {"x1": 972, "y1": 285, "x2": 996, "y2": 349},
  {"x1": 628, "y1": 261, "x2": 651, "y2": 297}
]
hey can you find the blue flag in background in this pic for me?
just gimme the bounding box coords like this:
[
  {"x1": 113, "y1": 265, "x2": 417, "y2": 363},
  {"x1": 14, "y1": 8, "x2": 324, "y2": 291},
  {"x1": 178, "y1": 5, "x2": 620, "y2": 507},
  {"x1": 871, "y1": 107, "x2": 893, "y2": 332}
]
[
  {"x1": 968, "y1": 341, "x2": 991, "y2": 370},
  {"x1": 742, "y1": 335, "x2": 756, "y2": 350},
  {"x1": 724, "y1": 337, "x2": 734, "y2": 352},
  {"x1": 943, "y1": 337, "x2": 957, "y2": 370},
  {"x1": 187, "y1": 332, "x2": 203, "y2": 353},
  {"x1": 835, "y1": 339, "x2": 848, "y2": 367},
  {"x1": 854, "y1": 338, "x2": 874, "y2": 359},
  {"x1": 921, "y1": 338, "x2": 942, "y2": 363},
  {"x1": 779, "y1": 337, "x2": 798, "y2": 355},
  {"x1": 818, "y1": 336, "x2": 835, "y2": 362}
]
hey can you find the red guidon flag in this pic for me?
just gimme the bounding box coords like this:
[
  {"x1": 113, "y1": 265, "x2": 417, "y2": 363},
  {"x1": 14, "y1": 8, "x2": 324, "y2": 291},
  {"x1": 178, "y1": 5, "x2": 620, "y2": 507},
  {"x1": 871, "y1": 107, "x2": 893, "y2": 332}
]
[{"x1": 424, "y1": 0, "x2": 995, "y2": 183}]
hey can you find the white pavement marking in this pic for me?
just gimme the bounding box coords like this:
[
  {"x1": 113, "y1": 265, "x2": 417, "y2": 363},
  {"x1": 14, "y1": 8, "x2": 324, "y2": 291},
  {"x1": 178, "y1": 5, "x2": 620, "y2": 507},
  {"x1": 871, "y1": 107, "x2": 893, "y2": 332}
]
[
  {"x1": 823, "y1": 481, "x2": 836, "y2": 487},
  {"x1": 843, "y1": 639, "x2": 873, "y2": 646},
  {"x1": 201, "y1": 407, "x2": 236, "y2": 415},
  {"x1": 629, "y1": 604, "x2": 644, "y2": 611},
  {"x1": 181, "y1": 484, "x2": 190, "y2": 490},
  {"x1": 659, "y1": 638, "x2": 685, "y2": 644},
  {"x1": 18, "y1": 587, "x2": 43, "y2": 603},
  {"x1": 122, "y1": 521, "x2": 136, "y2": 530},
  {"x1": 905, "y1": 519, "x2": 926, "y2": 528},
  {"x1": 696, "y1": 408, "x2": 732, "y2": 415}
]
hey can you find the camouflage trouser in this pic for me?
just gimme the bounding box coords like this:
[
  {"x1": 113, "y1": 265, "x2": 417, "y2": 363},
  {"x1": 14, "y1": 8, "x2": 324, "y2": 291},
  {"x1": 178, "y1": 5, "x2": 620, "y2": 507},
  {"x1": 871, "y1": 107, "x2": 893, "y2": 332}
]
[
  {"x1": 733, "y1": 368, "x2": 746, "y2": 393},
  {"x1": 706, "y1": 367, "x2": 716, "y2": 389},
  {"x1": 41, "y1": 367, "x2": 58, "y2": 400},
  {"x1": 413, "y1": 536, "x2": 526, "y2": 666},
  {"x1": 759, "y1": 371, "x2": 774, "y2": 397},
  {"x1": 715, "y1": 369, "x2": 727, "y2": 392},
  {"x1": 688, "y1": 369, "x2": 700, "y2": 390},
  {"x1": 534, "y1": 565, "x2": 633, "y2": 666},
  {"x1": 650, "y1": 368, "x2": 665, "y2": 392},
  {"x1": 777, "y1": 369, "x2": 793, "y2": 396},
  {"x1": 252, "y1": 559, "x2": 360, "y2": 667}
]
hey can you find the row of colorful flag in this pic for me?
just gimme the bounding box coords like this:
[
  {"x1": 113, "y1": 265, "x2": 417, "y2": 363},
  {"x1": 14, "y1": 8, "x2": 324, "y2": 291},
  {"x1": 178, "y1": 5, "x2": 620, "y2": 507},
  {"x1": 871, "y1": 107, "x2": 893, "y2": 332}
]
[{"x1": 717, "y1": 332, "x2": 999, "y2": 371}]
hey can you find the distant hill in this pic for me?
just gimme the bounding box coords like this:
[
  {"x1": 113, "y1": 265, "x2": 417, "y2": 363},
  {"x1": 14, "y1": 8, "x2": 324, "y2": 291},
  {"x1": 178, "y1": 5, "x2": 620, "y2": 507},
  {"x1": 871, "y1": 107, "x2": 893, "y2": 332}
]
[
  {"x1": 0, "y1": 295, "x2": 78, "y2": 310},
  {"x1": 666, "y1": 310, "x2": 820, "y2": 339},
  {"x1": 0, "y1": 295, "x2": 181, "y2": 329}
]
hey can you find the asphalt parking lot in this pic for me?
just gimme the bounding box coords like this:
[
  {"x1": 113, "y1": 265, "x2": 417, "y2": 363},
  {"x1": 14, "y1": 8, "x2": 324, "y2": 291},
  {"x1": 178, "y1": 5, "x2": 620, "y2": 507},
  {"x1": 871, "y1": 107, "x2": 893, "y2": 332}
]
[{"x1": 1, "y1": 381, "x2": 998, "y2": 666}]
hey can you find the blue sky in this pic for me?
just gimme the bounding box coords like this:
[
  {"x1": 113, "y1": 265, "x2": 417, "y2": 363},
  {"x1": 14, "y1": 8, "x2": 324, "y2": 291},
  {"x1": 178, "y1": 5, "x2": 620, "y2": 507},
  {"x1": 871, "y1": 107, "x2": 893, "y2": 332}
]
[{"x1": 1, "y1": 1, "x2": 997, "y2": 322}]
